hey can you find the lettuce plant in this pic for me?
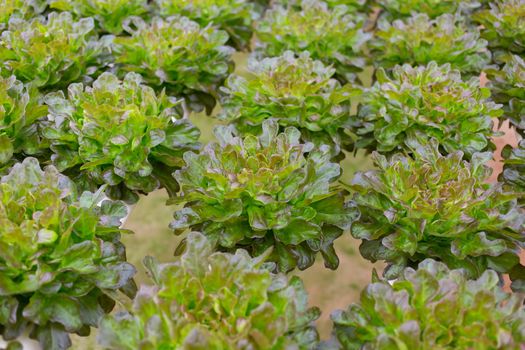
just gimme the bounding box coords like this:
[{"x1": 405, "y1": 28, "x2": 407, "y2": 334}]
[
  {"x1": 501, "y1": 140, "x2": 525, "y2": 198},
  {"x1": 49, "y1": 0, "x2": 148, "y2": 35},
  {"x1": 0, "y1": 74, "x2": 47, "y2": 172},
  {"x1": 473, "y1": 0, "x2": 525, "y2": 59},
  {"x1": 154, "y1": 0, "x2": 258, "y2": 50},
  {"x1": 330, "y1": 259, "x2": 525, "y2": 350},
  {"x1": 323, "y1": 0, "x2": 369, "y2": 10},
  {"x1": 352, "y1": 62, "x2": 501, "y2": 157},
  {"x1": 376, "y1": 0, "x2": 481, "y2": 19},
  {"x1": 370, "y1": 13, "x2": 491, "y2": 75},
  {"x1": 40, "y1": 72, "x2": 200, "y2": 203},
  {"x1": 255, "y1": 0, "x2": 371, "y2": 83},
  {"x1": 0, "y1": 12, "x2": 106, "y2": 90},
  {"x1": 171, "y1": 120, "x2": 354, "y2": 272},
  {"x1": 276, "y1": 0, "x2": 369, "y2": 11},
  {"x1": 219, "y1": 51, "x2": 355, "y2": 157},
  {"x1": 0, "y1": 158, "x2": 136, "y2": 350},
  {"x1": 0, "y1": 0, "x2": 46, "y2": 31},
  {"x1": 487, "y1": 54, "x2": 525, "y2": 135},
  {"x1": 98, "y1": 231, "x2": 320, "y2": 350},
  {"x1": 349, "y1": 139, "x2": 525, "y2": 287},
  {"x1": 113, "y1": 16, "x2": 235, "y2": 114}
]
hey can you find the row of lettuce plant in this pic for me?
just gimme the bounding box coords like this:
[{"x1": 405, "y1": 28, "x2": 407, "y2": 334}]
[{"x1": 0, "y1": 0, "x2": 525, "y2": 349}]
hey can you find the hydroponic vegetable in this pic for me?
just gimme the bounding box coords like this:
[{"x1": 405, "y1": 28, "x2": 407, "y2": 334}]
[
  {"x1": 98, "y1": 231, "x2": 320, "y2": 350},
  {"x1": 49, "y1": 0, "x2": 148, "y2": 35},
  {"x1": 329, "y1": 259, "x2": 525, "y2": 350},
  {"x1": 41, "y1": 72, "x2": 200, "y2": 203},
  {"x1": 487, "y1": 54, "x2": 525, "y2": 135},
  {"x1": 501, "y1": 140, "x2": 525, "y2": 198},
  {"x1": 219, "y1": 51, "x2": 356, "y2": 157},
  {"x1": 0, "y1": 158, "x2": 136, "y2": 350},
  {"x1": 171, "y1": 119, "x2": 354, "y2": 272},
  {"x1": 370, "y1": 13, "x2": 491, "y2": 75},
  {"x1": 349, "y1": 139, "x2": 525, "y2": 287},
  {"x1": 255, "y1": 0, "x2": 371, "y2": 83},
  {"x1": 351, "y1": 62, "x2": 501, "y2": 157},
  {"x1": 0, "y1": 0, "x2": 46, "y2": 31},
  {"x1": 276, "y1": 0, "x2": 369, "y2": 12},
  {"x1": 0, "y1": 12, "x2": 106, "y2": 90},
  {"x1": 154, "y1": 0, "x2": 258, "y2": 50},
  {"x1": 113, "y1": 15, "x2": 235, "y2": 114},
  {"x1": 376, "y1": 0, "x2": 481, "y2": 19},
  {"x1": 473, "y1": 0, "x2": 525, "y2": 60},
  {"x1": 0, "y1": 74, "x2": 47, "y2": 172}
]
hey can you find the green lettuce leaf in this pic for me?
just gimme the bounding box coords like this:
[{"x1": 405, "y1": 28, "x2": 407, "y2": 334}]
[
  {"x1": 113, "y1": 15, "x2": 235, "y2": 114},
  {"x1": 473, "y1": 0, "x2": 525, "y2": 61},
  {"x1": 349, "y1": 139, "x2": 524, "y2": 283},
  {"x1": 351, "y1": 62, "x2": 501, "y2": 157},
  {"x1": 0, "y1": 74, "x2": 47, "y2": 172},
  {"x1": 98, "y1": 232, "x2": 319, "y2": 350},
  {"x1": 370, "y1": 13, "x2": 491, "y2": 75},
  {"x1": 154, "y1": 0, "x2": 258, "y2": 50},
  {"x1": 0, "y1": 12, "x2": 108, "y2": 89},
  {"x1": 376, "y1": 0, "x2": 482, "y2": 19},
  {"x1": 171, "y1": 119, "x2": 355, "y2": 272},
  {"x1": 40, "y1": 72, "x2": 200, "y2": 203},
  {"x1": 487, "y1": 54, "x2": 525, "y2": 136},
  {"x1": 0, "y1": 158, "x2": 136, "y2": 350},
  {"x1": 219, "y1": 51, "x2": 356, "y2": 157},
  {"x1": 329, "y1": 259, "x2": 525, "y2": 350},
  {"x1": 255, "y1": 0, "x2": 371, "y2": 83},
  {"x1": 49, "y1": 0, "x2": 148, "y2": 35}
]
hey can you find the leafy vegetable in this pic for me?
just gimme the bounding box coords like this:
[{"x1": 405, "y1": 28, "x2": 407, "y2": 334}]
[
  {"x1": 276, "y1": 0, "x2": 370, "y2": 12},
  {"x1": 154, "y1": 0, "x2": 258, "y2": 50},
  {"x1": 98, "y1": 231, "x2": 319, "y2": 350},
  {"x1": 255, "y1": 0, "x2": 371, "y2": 83},
  {"x1": 349, "y1": 139, "x2": 525, "y2": 287},
  {"x1": 370, "y1": 13, "x2": 491, "y2": 75},
  {"x1": 171, "y1": 119, "x2": 354, "y2": 272},
  {"x1": 41, "y1": 72, "x2": 200, "y2": 203},
  {"x1": 0, "y1": 158, "x2": 136, "y2": 350},
  {"x1": 0, "y1": 0, "x2": 46, "y2": 31},
  {"x1": 487, "y1": 54, "x2": 525, "y2": 135},
  {"x1": 351, "y1": 62, "x2": 501, "y2": 157},
  {"x1": 113, "y1": 16, "x2": 235, "y2": 114},
  {"x1": 219, "y1": 51, "x2": 356, "y2": 157},
  {"x1": 330, "y1": 259, "x2": 525, "y2": 350},
  {"x1": 473, "y1": 0, "x2": 525, "y2": 60},
  {"x1": 501, "y1": 140, "x2": 525, "y2": 200},
  {"x1": 0, "y1": 12, "x2": 107, "y2": 90},
  {"x1": 376, "y1": 0, "x2": 482, "y2": 19},
  {"x1": 0, "y1": 74, "x2": 47, "y2": 172},
  {"x1": 49, "y1": 0, "x2": 148, "y2": 35}
]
